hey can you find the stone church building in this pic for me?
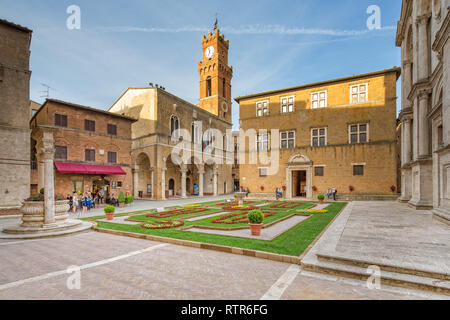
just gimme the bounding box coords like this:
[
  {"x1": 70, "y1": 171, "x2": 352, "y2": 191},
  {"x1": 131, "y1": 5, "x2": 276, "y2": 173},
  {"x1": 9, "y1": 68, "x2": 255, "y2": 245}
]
[
  {"x1": 109, "y1": 25, "x2": 233, "y2": 200},
  {"x1": 396, "y1": 0, "x2": 450, "y2": 221},
  {"x1": 0, "y1": 19, "x2": 32, "y2": 213}
]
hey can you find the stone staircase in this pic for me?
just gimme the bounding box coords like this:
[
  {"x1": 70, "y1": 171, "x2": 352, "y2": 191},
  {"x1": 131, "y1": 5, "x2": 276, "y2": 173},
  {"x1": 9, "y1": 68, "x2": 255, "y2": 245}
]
[
  {"x1": 301, "y1": 251, "x2": 450, "y2": 296},
  {"x1": 300, "y1": 201, "x2": 450, "y2": 297},
  {"x1": 433, "y1": 208, "x2": 450, "y2": 226}
]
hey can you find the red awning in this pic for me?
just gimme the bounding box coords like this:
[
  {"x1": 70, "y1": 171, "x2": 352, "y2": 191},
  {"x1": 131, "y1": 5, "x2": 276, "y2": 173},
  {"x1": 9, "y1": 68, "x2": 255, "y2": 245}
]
[{"x1": 54, "y1": 162, "x2": 126, "y2": 175}]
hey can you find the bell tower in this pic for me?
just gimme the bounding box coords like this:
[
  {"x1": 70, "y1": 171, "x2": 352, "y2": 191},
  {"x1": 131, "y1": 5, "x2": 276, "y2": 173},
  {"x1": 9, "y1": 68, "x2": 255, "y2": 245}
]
[{"x1": 198, "y1": 21, "x2": 232, "y2": 122}]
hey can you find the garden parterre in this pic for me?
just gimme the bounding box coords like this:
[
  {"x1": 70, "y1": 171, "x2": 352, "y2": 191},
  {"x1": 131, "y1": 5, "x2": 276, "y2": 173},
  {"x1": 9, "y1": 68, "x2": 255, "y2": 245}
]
[{"x1": 86, "y1": 200, "x2": 347, "y2": 256}]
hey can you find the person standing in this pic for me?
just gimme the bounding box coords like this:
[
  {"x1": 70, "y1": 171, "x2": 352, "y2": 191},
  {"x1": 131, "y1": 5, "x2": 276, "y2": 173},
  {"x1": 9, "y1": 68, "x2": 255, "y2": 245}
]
[
  {"x1": 81, "y1": 193, "x2": 88, "y2": 214},
  {"x1": 327, "y1": 188, "x2": 331, "y2": 199},
  {"x1": 72, "y1": 193, "x2": 78, "y2": 214},
  {"x1": 332, "y1": 187, "x2": 337, "y2": 201}
]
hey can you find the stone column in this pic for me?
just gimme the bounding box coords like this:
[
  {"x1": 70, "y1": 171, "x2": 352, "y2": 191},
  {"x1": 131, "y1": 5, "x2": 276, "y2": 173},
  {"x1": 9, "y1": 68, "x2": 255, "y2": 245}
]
[
  {"x1": 38, "y1": 160, "x2": 45, "y2": 191},
  {"x1": 213, "y1": 169, "x2": 218, "y2": 196},
  {"x1": 133, "y1": 169, "x2": 139, "y2": 198},
  {"x1": 402, "y1": 61, "x2": 412, "y2": 109},
  {"x1": 418, "y1": 91, "x2": 430, "y2": 158},
  {"x1": 151, "y1": 169, "x2": 154, "y2": 199},
  {"x1": 41, "y1": 130, "x2": 55, "y2": 226},
  {"x1": 161, "y1": 167, "x2": 166, "y2": 200},
  {"x1": 198, "y1": 170, "x2": 204, "y2": 197},
  {"x1": 412, "y1": 99, "x2": 419, "y2": 160},
  {"x1": 180, "y1": 168, "x2": 187, "y2": 198},
  {"x1": 402, "y1": 119, "x2": 412, "y2": 165},
  {"x1": 416, "y1": 15, "x2": 430, "y2": 80}
]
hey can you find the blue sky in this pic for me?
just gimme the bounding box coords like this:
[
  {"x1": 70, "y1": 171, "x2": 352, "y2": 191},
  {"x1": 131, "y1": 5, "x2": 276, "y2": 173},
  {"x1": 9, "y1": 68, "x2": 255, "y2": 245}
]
[{"x1": 1, "y1": 0, "x2": 402, "y2": 129}]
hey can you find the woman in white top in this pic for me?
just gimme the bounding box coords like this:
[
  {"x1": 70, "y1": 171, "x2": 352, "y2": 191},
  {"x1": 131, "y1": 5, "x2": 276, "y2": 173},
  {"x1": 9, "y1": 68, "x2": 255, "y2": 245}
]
[{"x1": 72, "y1": 193, "x2": 78, "y2": 213}]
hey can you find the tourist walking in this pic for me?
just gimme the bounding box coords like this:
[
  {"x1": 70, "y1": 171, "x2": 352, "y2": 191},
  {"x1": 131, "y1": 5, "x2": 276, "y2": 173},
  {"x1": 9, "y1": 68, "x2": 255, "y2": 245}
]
[{"x1": 327, "y1": 188, "x2": 332, "y2": 199}]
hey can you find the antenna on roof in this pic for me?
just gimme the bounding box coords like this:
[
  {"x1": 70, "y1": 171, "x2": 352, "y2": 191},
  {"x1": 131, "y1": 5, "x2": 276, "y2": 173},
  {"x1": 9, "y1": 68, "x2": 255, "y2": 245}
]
[{"x1": 39, "y1": 83, "x2": 53, "y2": 99}]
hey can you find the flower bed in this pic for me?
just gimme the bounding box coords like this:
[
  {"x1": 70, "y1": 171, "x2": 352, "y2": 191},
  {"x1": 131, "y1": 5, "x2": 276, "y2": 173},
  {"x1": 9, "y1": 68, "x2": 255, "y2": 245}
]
[
  {"x1": 215, "y1": 200, "x2": 257, "y2": 206},
  {"x1": 141, "y1": 220, "x2": 185, "y2": 229},
  {"x1": 146, "y1": 208, "x2": 208, "y2": 219},
  {"x1": 221, "y1": 205, "x2": 259, "y2": 211},
  {"x1": 270, "y1": 202, "x2": 304, "y2": 209},
  {"x1": 296, "y1": 209, "x2": 328, "y2": 214},
  {"x1": 212, "y1": 210, "x2": 277, "y2": 224}
]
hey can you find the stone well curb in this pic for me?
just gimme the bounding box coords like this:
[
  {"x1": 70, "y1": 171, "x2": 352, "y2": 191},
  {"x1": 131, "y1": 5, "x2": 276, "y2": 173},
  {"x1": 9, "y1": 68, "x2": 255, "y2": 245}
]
[{"x1": 90, "y1": 221, "x2": 301, "y2": 265}]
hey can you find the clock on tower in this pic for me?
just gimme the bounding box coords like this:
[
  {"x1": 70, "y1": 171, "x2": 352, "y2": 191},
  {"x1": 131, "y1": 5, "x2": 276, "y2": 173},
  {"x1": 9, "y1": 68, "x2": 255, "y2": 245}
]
[{"x1": 197, "y1": 22, "x2": 233, "y2": 122}]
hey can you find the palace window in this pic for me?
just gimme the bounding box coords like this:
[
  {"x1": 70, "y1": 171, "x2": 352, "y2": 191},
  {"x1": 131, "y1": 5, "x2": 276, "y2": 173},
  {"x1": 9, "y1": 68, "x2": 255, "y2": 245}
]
[
  {"x1": 85, "y1": 149, "x2": 95, "y2": 162},
  {"x1": 54, "y1": 146, "x2": 67, "y2": 160},
  {"x1": 170, "y1": 115, "x2": 180, "y2": 140},
  {"x1": 256, "y1": 100, "x2": 269, "y2": 117},
  {"x1": 314, "y1": 166, "x2": 324, "y2": 176},
  {"x1": 281, "y1": 96, "x2": 294, "y2": 113},
  {"x1": 107, "y1": 124, "x2": 117, "y2": 136},
  {"x1": 311, "y1": 128, "x2": 327, "y2": 147},
  {"x1": 349, "y1": 123, "x2": 368, "y2": 144},
  {"x1": 280, "y1": 131, "x2": 295, "y2": 149},
  {"x1": 350, "y1": 83, "x2": 368, "y2": 104},
  {"x1": 353, "y1": 165, "x2": 364, "y2": 176},
  {"x1": 191, "y1": 122, "x2": 201, "y2": 143},
  {"x1": 84, "y1": 119, "x2": 95, "y2": 132},
  {"x1": 259, "y1": 168, "x2": 268, "y2": 177},
  {"x1": 206, "y1": 77, "x2": 212, "y2": 97},
  {"x1": 55, "y1": 114, "x2": 67, "y2": 127},
  {"x1": 117, "y1": 181, "x2": 122, "y2": 188},
  {"x1": 256, "y1": 133, "x2": 270, "y2": 151},
  {"x1": 107, "y1": 151, "x2": 117, "y2": 164},
  {"x1": 311, "y1": 91, "x2": 327, "y2": 109}
]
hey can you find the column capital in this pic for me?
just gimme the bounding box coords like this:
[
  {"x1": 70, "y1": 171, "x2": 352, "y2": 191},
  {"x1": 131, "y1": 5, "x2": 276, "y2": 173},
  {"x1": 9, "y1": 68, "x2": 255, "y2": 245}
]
[
  {"x1": 415, "y1": 13, "x2": 431, "y2": 26},
  {"x1": 180, "y1": 168, "x2": 188, "y2": 174},
  {"x1": 198, "y1": 170, "x2": 205, "y2": 175},
  {"x1": 161, "y1": 167, "x2": 167, "y2": 171},
  {"x1": 417, "y1": 88, "x2": 431, "y2": 100}
]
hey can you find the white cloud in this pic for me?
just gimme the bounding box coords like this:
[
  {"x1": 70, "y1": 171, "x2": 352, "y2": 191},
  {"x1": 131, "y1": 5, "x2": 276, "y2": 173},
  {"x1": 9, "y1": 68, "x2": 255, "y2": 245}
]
[{"x1": 92, "y1": 24, "x2": 396, "y2": 36}]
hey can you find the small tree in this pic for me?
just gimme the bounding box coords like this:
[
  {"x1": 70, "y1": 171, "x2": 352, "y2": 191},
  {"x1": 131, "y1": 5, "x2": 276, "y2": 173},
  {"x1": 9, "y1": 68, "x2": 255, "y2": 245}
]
[
  {"x1": 39, "y1": 188, "x2": 44, "y2": 195},
  {"x1": 118, "y1": 192, "x2": 125, "y2": 203},
  {"x1": 248, "y1": 209, "x2": 264, "y2": 224},
  {"x1": 104, "y1": 205, "x2": 115, "y2": 213},
  {"x1": 125, "y1": 195, "x2": 134, "y2": 204},
  {"x1": 317, "y1": 194, "x2": 325, "y2": 200}
]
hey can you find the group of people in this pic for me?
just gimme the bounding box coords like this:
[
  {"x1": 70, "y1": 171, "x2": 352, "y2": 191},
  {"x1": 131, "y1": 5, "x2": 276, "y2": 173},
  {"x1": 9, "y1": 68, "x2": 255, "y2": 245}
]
[
  {"x1": 327, "y1": 187, "x2": 338, "y2": 201},
  {"x1": 68, "y1": 189, "x2": 121, "y2": 214},
  {"x1": 275, "y1": 187, "x2": 283, "y2": 200}
]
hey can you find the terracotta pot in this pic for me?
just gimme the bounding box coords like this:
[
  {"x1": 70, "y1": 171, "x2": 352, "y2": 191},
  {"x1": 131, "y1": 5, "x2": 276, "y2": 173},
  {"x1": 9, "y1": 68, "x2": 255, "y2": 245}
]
[
  {"x1": 318, "y1": 199, "x2": 324, "y2": 204},
  {"x1": 249, "y1": 223, "x2": 263, "y2": 236},
  {"x1": 105, "y1": 212, "x2": 114, "y2": 220},
  {"x1": 119, "y1": 202, "x2": 125, "y2": 208}
]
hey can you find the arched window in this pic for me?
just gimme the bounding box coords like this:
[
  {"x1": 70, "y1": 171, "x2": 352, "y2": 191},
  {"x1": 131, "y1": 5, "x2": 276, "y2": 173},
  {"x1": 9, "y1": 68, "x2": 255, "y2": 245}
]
[
  {"x1": 222, "y1": 78, "x2": 226, "y2": 97},
  {"x1": 191, "y1": 122, "x2": 200, "y2": 143},
  {"x1": 170, "y1": 115, "x2": 179, "y2": 139},
  {"x1": 206, "y1": 77, "x2": 212, "y2": 97}
]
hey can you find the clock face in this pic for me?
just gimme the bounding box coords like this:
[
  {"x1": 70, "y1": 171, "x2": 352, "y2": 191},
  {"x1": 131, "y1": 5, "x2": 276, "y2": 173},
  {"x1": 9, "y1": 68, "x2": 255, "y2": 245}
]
[{"x1": 205, "y1": 46, "x2": 215, "y2": 59}]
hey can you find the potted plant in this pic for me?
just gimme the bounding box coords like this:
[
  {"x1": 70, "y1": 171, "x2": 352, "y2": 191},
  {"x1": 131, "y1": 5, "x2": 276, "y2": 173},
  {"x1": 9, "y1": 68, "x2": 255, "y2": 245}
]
[
  {"x1": 125, "y1": 195, "x2": 134, "y2": 206},
  {"x1": 317, "y1": 193, "x2": 325, "y2": 204},
  {"x1": 104, "y1": 205, "x2": 115, "y2": 220},
  {"x1": 248, "y1": 209, "x2": 264, "y2": 236},
  {"x1": 118, "y1": 192, "x2": 125, "y2": 207},
  {"x1": 312, "y1": 185, "x2": 317, "y2": 192},
  {"x1": 390, "y1": 185, "x2": 396, "y2": 192},
  {"x1": 349, "y1": 185, "x2": 354, "y2": 192}
]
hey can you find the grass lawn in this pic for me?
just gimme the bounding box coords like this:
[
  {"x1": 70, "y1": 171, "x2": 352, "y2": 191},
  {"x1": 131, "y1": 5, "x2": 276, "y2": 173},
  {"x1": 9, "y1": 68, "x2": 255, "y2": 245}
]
[{"x1": 92, "y1": 200, "x2": 347, "y2": 257}]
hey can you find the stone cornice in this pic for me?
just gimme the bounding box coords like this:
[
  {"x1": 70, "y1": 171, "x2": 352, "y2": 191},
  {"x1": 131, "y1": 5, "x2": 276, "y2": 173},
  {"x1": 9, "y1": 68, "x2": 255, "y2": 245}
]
[
  {"x1": 408, "y1": 79, "x2": 432, "y2": 101},
  {"x1": 428, "y1": 102, "x2": 442, "y2": 119},
  {"x1": 434, "y1": 143, "x2": 450, "y2": 154},
  {"x1": 415, "y1": 13, "x2": 432, "y2": 26},
  {"x1": 432, "y1": 10, "x2": 450, "y2": 54},
  {"x1": 396, "y1": 0, "x2": 413, "y2": 46},
  {"x1": 398, "y1": 107, "x2": 413, "y2": 122}
]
